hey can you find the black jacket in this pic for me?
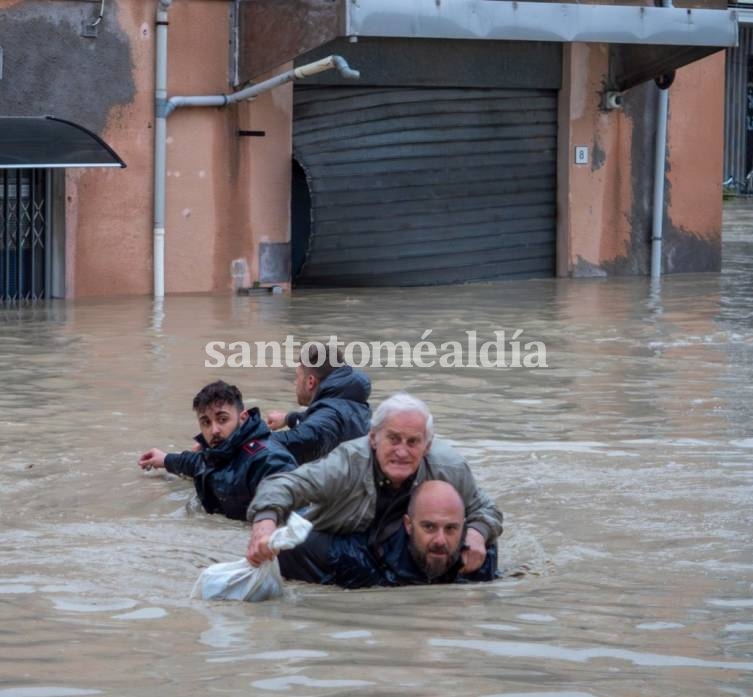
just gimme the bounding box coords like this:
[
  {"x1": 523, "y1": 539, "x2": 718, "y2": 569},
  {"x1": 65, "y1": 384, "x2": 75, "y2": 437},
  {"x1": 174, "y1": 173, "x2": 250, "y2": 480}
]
[
  {"x1": 164, "y1": 408, "x2": 297, "y2": 521},
  {"x1": 271, "y1": 365, "x2": 371, "y2": 463},
  {"x1": 278, "y1": 527, "x2": 499, "y2": 589}
]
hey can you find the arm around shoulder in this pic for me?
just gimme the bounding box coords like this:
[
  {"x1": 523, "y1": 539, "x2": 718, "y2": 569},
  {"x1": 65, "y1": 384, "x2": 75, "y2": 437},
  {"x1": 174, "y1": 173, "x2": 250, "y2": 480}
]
[
  {"x1": 428, "y1": 439, "x2": 503, "y2": 544},
  {"x1": 246, "y1": 443, "x2": 353, "y2": 523}
]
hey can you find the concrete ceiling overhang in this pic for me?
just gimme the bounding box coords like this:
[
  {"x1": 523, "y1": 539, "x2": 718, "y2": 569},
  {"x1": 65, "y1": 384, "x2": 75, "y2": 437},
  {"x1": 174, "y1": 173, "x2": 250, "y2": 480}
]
[{"x1": 238, "y1": 0, "x2": 738, "y2": 91}]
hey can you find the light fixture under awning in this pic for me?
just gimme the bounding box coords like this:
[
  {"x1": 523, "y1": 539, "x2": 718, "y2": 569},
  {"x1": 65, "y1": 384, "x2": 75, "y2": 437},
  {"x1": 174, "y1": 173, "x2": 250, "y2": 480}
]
[{"x1": 0, "y1": 116, "x2": 126, "y2": 169}]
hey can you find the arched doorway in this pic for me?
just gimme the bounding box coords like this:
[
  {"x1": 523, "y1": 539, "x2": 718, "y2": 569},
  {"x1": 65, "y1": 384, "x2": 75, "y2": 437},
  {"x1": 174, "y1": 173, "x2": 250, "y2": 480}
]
[{"x1": 290, "y1": 158, "x2": 312, "y2": 285}]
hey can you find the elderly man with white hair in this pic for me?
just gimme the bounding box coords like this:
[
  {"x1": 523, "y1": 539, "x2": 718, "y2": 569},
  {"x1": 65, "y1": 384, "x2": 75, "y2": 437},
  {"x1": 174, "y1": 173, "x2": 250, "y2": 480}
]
[{"x1": 246, "y1": 392, "x2": 502, "y2": 574}]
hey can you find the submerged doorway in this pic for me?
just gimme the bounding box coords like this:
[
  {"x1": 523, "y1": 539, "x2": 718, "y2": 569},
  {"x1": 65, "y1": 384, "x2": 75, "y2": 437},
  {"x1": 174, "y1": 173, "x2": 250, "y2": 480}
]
[
  {"x1": 1, "y1": 169, "x2": 50, "y2": 301},
  {"x1": 290, "y1": 158, "x2": 312, "y2": 284}
]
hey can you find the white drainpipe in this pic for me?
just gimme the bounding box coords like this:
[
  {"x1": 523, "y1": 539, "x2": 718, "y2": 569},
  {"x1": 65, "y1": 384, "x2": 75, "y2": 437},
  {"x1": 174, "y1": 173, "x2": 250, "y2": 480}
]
[
  {"x1": 152, "y1": 2, "x2": 358, "y2": 298},
  {"x1": 650, "y1": 0, "x2": 673, "y2": 280},
  {"x1": 165, "y1": 56, "x2": 359, "y2": 117},
  {"x1": 153, "y1": 0, "x2": 171, "y2": 299}
]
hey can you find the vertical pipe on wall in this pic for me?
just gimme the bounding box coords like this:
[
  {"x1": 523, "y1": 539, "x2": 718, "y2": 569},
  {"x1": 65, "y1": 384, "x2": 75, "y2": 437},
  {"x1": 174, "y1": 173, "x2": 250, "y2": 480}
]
[
  {"x1": 651, "y1": 87, "x2": 669, "y2": 278},
  {"x1": 650, "y1": 0, "x2": 673, "y2": 279},
  {"x1": 153, "y1": 0, "x2": 171, "y2": 299}
]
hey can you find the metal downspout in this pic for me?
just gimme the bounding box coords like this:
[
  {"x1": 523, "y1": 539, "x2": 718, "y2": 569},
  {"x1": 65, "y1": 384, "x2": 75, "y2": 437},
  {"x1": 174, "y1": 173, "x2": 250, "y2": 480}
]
[
  {"x1": 153, "y1": 0, "x2": 171, "y2": 298},
  {"x1": 164, "y1": 55, "x2": 359, "y2": 117},
  {"x1": 651, "y1": 0, "x2": 673, "y2": 279},
  {"x1": 151, "y1": 7, "x2": 358, "y2": 299}
]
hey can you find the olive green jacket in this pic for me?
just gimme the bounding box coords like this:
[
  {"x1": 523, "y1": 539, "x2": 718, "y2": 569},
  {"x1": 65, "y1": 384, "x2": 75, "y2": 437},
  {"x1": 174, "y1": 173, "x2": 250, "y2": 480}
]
[{"x1": 246, "y1": 435, "x2": 503, "y2": 543}]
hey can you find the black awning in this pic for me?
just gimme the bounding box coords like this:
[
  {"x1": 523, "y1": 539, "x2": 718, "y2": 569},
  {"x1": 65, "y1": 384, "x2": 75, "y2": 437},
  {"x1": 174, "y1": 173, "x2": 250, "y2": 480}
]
[
  {"x1": 610, "y1": 44, "x2": 722, "y2": 93},
  {"x1": 0, "y1": 116, "x2": 126, "y2": 169}
]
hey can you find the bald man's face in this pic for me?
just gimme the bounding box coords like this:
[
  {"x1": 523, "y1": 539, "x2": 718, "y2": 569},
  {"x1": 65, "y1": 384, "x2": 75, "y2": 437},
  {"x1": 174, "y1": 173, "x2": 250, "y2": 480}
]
[{"x1": 404, "y1": 487, "x2": 464, "y2": 580}]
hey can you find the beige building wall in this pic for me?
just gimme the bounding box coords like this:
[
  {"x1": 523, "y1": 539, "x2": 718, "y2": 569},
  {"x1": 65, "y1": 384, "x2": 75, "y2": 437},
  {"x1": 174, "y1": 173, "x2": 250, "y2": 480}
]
[
  {"x1": 558, "y1": 43, "x2": 724, "y2": 278},
  {"x1": 665, "y1": 52, "x2": 725, "y2": 256},
  {"x1": 557, "y1": 43, "x2": 633, "y2": 277},
  {"x1": 240, "y1": 74, "x2": 294, "y2": 288},
  {"x1": 62, "y1": 0, "x2": 293, "y2": 298},
  {"x1": 66, "y1": 0, "x2": 166, "y2": 297},
  {"x1": 48, "y1": 1, "x2": 725, "y2": 296}
]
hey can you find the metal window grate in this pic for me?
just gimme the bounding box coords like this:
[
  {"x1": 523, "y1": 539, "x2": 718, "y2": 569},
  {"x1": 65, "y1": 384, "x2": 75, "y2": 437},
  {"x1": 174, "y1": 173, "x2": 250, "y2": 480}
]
[{"x1": 1, "y1": 169, "x2": 48, "y2": 301}]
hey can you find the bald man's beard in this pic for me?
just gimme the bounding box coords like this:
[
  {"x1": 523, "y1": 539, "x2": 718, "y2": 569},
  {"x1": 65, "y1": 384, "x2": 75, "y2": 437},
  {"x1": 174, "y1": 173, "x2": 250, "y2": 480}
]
[{"x1": 407, "y1": 536, "x2": 462, "y2": 580}]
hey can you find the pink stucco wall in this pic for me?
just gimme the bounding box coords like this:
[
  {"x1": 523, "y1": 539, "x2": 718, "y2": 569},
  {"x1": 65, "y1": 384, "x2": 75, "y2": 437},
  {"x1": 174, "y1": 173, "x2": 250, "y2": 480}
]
[
  {"x1": 240, "y1": 73, "x2": 294, "y2": 287},
  {"x1": 61, "y1": 0, "x2": 292, "y2": 297},
  {"x1": 558, "y1": 43, "x2": 633, "y2": 277},
  {"x1": 20, "y1": 0, "x2": 724, "y2": 296},
  {"x1": 67, "y1": 0, "x2": 160, "y2": 296},
  {"x1": 558, "y1": 43, "x2": 724, "y2": 277},
  {"x1": 665, "y1": 52, "x2": 725, "y2": 246}
]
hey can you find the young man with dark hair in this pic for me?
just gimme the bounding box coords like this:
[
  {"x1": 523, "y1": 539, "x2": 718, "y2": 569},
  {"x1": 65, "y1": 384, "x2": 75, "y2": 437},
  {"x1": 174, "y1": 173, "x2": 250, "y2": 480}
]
[
  {"x1": 266, "y1": 342, "x2": 371, "y2": 464},
  {"x1": 139, "y1": 380, "x2": 297, "y2": 521}
]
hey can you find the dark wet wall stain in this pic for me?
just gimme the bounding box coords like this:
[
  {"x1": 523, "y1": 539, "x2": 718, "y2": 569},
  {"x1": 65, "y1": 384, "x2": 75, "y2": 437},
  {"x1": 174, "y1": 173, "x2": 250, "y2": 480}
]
[
  {"x1": 662, "y1": 222, "x2": 722, "y2": 273},
  {"x1": 0, "y1": 0, "x2": 135, "y2": 134},
  {"x1": 591, "y1": 141, "x2": 606, "y2": 172},
  {"x1": 602, "y1": 82, "x2": 656, "y2": 276},
  {"x1": 574, "y1": 256, "x2": 607, "y2": 278},
  {"x1": 598, "y1": 82, "x2": 721, "y2": 276},
  {"x1": 659, "y1": 110, "x2": 721, "y2": 274}
]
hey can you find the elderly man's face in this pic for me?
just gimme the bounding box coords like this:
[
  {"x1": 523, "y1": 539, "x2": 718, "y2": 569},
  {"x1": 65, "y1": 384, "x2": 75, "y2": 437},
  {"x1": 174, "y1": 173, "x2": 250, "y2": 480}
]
[{"x1": 369, "y1": 410, "x2": 430, "y2": 487}]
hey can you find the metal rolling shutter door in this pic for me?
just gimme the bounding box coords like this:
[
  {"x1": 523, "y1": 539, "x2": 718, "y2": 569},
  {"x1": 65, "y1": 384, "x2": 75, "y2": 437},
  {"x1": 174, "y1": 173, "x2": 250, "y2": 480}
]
[{"x1": 293, "y1": 86, "x2": 557, "y2": 286}]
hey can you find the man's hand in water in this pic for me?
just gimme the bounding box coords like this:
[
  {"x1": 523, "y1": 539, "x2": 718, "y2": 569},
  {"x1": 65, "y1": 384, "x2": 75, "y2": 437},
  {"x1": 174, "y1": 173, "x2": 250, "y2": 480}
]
[
  {"x1": 460, "y1": 527, "x2": 487, "y2": 573},
  {"x1": 246, "y1": 519, "x2": 278, "y2": 566},
  {"x1": 266, "y1": 411, "x2": 288, "y2": 431},
  {"x1": 138, "y1": 448, "x2": 167, "y2": 471}
]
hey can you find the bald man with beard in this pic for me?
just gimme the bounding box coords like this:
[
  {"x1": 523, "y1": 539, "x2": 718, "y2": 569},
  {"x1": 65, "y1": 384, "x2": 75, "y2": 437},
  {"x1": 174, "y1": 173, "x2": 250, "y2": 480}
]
[
  {"x1": 276, "y1": 480, "x2": 499, "y2": 588},
  {"x1": 402, "y1": 480, "x2": 467, "y2": 580}
]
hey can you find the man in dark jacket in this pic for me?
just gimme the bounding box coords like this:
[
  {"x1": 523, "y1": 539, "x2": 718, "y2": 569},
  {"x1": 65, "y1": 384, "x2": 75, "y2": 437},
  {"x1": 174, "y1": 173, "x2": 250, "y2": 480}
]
[
  {"x1": 266, "y1": 344, "x2": 371, "y2": 463},
  {"x1": 278, "y1": 480, "x2": 499, "y2": 588},
  {"x1": 138, "y1": 381, "x2": 296, "y2": 521}
]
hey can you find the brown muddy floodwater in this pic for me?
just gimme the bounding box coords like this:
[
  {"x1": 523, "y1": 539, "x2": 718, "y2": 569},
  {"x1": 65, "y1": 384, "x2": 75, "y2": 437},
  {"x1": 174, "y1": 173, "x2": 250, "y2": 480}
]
[{"x1": 2, "y1": 210, "x2": 753, "y2": 697}]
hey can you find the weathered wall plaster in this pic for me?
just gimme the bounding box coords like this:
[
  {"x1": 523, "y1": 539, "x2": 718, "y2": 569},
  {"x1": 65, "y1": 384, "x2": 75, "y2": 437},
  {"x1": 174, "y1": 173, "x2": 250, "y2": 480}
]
[{"x1": 559, "y1": 42, "x2": 724, "y2": 278}]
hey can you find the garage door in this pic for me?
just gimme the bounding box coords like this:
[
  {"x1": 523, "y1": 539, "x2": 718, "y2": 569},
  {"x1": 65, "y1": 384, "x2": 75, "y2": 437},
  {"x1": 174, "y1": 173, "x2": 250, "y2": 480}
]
[{"x1": 293, "y1": 86, "x2": 557, "y2": 286}]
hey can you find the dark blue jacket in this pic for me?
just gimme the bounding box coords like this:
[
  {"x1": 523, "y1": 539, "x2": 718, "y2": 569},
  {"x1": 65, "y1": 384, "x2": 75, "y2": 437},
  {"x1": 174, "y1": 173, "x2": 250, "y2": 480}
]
[
  {"x1": 271, "y1": 365, "x2": 371, "y2": 464},
  {"x1": 164, "y1": 408, "x2": 297, "y2": 521},
  {"x1": 278, "y1": 527, "x2": 499, "y2": 589}
]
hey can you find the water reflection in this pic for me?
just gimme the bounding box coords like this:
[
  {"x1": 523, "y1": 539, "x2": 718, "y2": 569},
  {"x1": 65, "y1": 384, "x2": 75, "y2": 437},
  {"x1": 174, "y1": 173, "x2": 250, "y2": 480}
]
[{"x1": 1, "y1": 214, "x2": 752, "y2": 695}]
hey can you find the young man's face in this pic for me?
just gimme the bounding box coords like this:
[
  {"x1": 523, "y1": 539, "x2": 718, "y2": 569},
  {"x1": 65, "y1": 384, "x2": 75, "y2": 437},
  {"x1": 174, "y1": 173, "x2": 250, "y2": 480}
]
[
  {"x1": 197, "y1": 401, "x2": 247, "y2": 448},
  {"x1": 295, "y1": 365, "x2": 318, "y2": 406}
]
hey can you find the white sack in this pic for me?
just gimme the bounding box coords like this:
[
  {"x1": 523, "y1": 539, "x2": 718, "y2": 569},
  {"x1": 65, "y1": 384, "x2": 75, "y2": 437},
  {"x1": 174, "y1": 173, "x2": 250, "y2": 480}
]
[{"x1": 191, "y1": 512, "x2": 312, "y2": 602}]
